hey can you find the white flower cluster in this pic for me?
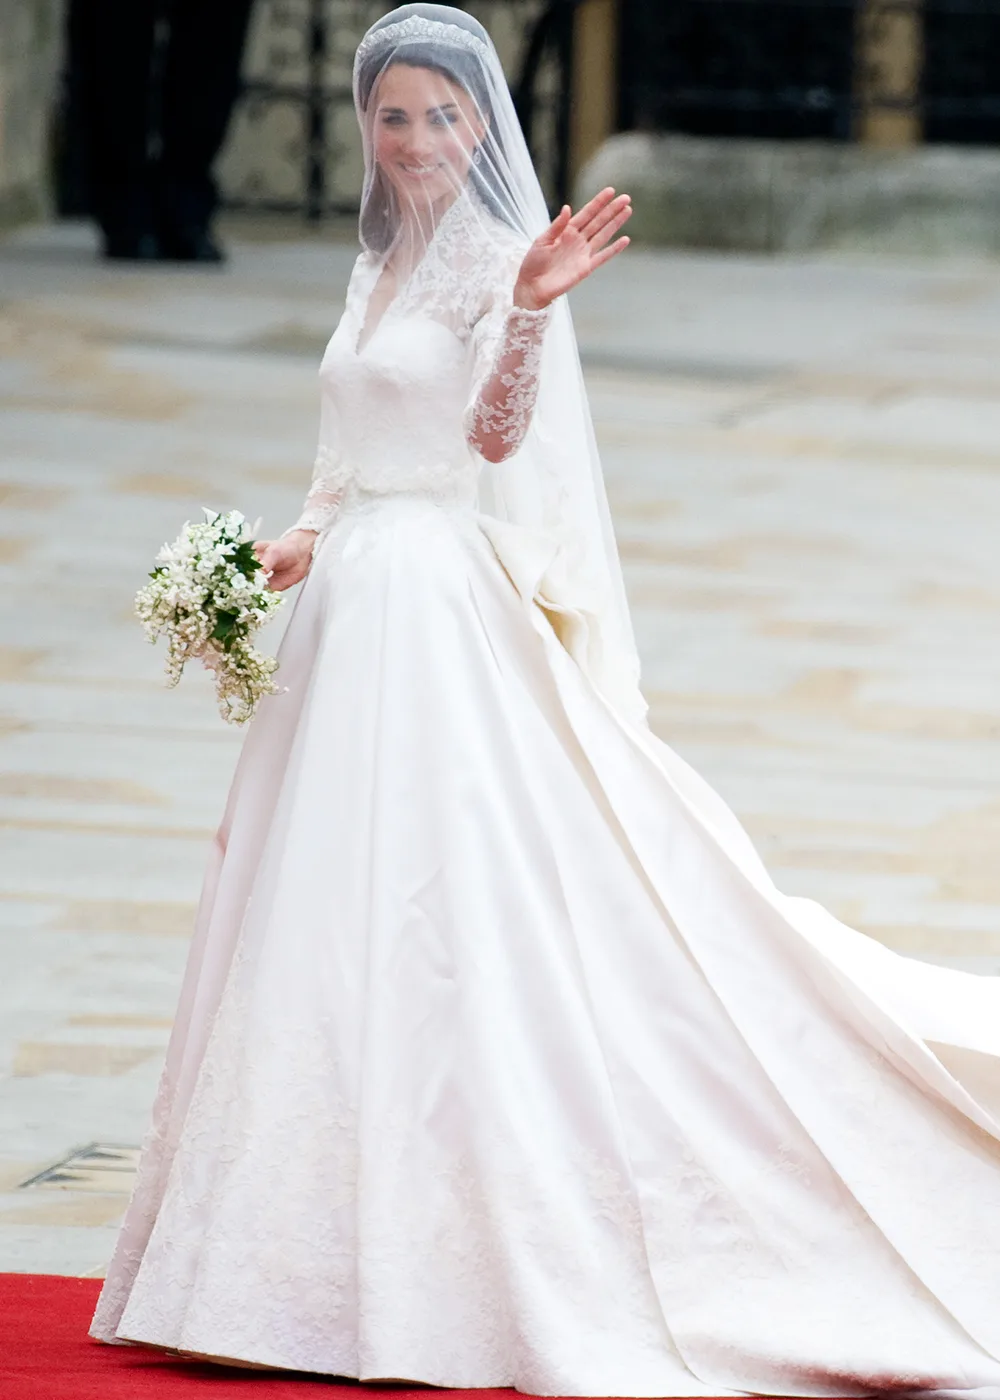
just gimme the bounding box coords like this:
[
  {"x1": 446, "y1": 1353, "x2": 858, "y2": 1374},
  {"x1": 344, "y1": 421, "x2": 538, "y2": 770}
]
[{"x1": 135, "y1": 509, "x2": 284, "y2": 725}]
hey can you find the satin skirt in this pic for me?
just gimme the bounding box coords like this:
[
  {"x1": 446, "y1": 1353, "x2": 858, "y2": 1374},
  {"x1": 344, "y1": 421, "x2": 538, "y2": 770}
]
[{"x1": 92, "y1": 495, "x2": 1000, "y2": 1397}]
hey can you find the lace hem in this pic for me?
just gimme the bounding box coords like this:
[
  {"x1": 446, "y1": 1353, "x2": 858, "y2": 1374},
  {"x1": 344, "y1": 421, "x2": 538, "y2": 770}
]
[
  {"x1": 465, "y1": 303, "x2": 551, "y2": 463},
  {"x1": 282, "y1": 499, "x2": 341, "y2": 538}
]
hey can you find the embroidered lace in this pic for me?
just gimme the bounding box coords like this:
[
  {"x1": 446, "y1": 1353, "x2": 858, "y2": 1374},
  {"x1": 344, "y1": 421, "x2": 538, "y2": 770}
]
[{"x1": 287, "y1": 199, "x2": 552, "y2": 540}]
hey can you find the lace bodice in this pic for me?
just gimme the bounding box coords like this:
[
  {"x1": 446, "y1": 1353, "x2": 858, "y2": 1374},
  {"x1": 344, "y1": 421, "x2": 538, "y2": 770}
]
[{"x1": 290, "y1": 200, "x2": 550, "y2": 538}]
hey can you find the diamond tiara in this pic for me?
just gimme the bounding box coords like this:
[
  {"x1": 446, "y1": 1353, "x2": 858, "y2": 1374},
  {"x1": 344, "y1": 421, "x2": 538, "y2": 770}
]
[{"x1": 354, "y1": 15, "x2": 493, "y2": 74}]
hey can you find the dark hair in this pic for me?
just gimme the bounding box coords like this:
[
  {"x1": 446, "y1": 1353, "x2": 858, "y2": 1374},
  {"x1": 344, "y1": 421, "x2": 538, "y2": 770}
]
[{"x1": 355, "y1": 41, "x2": 520, "y2": 252}]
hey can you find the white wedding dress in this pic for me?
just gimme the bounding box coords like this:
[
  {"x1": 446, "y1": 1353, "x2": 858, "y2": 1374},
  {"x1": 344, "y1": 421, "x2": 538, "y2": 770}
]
[
  {"x1": 91, "y1": 8, "x2": 1000, "y2": 1395},
  {"x1": 90, "y1": 205, "x2": 1000, "y2": 1396}
]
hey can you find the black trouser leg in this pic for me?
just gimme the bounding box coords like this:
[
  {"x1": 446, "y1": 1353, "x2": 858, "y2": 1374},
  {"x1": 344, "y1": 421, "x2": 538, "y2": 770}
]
[
  {"x1": 76, "y1": 0, "x2": 159, "y2": 249},
  {"x1": 157, "y1": 0, "x2": 255, "y2": 245}
]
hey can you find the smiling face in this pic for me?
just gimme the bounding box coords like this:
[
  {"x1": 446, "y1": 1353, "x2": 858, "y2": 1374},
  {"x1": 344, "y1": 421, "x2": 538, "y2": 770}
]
[{"x1": 371, "y1": 62, "x2": 486, "y2": 213}]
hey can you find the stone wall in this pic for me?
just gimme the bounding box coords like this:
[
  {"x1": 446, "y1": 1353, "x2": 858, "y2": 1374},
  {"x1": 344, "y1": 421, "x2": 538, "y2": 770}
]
[
  {"x1": 577, "y1": 131, "x2": 1000, "y2": 257},
  {"x1": 0, "y1": 0, "x2": 63, "y2": 230}
]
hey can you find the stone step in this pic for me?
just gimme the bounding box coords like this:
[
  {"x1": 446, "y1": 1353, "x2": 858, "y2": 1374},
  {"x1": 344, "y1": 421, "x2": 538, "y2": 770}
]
[{"x1": 578, "y1": 132, "x2": 1000, "y2": 257}]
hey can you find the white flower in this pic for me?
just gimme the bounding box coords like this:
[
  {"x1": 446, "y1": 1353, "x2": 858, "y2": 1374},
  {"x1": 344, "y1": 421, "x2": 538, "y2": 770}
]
[{"x1": 135, "y1": 509, "x2": 283, "y2": 725}]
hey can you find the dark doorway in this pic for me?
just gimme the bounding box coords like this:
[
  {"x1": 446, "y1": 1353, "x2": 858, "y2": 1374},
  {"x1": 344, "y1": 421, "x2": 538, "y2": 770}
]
[
  {"x1": 618, "y1": 0, "x2": 857, "y2": 141},
  {"x1": 923, "y1": 0, "x2": 1000, "y2": 143}
]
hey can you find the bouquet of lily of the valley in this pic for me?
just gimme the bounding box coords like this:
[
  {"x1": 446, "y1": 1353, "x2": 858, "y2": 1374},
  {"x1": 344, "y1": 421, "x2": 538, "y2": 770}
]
[{"x1": 136, "y1": 509, "x2": 283, "y2": 725}]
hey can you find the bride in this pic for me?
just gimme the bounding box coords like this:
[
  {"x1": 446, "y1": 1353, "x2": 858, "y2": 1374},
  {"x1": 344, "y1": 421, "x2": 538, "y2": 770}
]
[{"x1": 91, "y1": 5, "x2": 1000, "y2": 1395}]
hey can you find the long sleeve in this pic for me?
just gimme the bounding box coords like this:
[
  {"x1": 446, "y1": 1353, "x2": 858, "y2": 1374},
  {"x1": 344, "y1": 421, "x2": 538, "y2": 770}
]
[
  {"x1": 464, "y1": 298, "x2": 552, "y2": 464},
  {"x1": 284, "y1": 391, "x2": 350, "y2": 538}
]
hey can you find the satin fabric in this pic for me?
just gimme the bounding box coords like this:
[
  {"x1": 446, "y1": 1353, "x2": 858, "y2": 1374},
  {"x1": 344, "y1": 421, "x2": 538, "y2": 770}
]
[{"x1": 89, "y1": 485, "x2": 1000, "y2": 1394}]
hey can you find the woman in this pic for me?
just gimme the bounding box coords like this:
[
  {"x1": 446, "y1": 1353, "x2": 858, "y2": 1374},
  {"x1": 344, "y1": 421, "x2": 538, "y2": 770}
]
[{"x1": 92, "y1": 6, "x2": 1000, "y2": 1395}]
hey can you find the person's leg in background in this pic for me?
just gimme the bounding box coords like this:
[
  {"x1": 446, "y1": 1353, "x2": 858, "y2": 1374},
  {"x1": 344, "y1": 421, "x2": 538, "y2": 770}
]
[
  {"x1": 74, "y1": 0, "x2": 159, "y2": 259},
  {"x1": 156, "y1": 0, "x2": 256, "y2": 262}
]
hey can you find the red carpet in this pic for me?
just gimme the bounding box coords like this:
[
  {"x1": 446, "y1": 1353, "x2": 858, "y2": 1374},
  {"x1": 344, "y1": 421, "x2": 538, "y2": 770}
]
[{"x1": 0, "y1": 1274, "x2": 561, "y2": 1400}]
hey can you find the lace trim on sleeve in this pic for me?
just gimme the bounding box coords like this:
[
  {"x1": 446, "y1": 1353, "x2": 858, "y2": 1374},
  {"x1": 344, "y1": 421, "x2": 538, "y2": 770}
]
[
  {"x1": 282, "y1": 445, "x2": 351, "y2": 539},
  {"x1": 465, "y1": 303, "x2": 552, "y2": 463}
]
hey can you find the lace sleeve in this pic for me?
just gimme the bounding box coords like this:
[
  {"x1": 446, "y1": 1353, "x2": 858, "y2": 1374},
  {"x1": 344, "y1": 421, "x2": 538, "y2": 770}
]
[
  {"x1": 464, "y1": 300, "x2": 552, "y2": 464},
  {"x1": 283, "y1": 391, "x2": 351, "y2": 539}
]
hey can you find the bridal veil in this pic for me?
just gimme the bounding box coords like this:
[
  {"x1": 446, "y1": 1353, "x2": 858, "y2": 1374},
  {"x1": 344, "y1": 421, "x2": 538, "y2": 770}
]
[{"x1": 354, "y1": 4, "x2": 647, "y2": 724}]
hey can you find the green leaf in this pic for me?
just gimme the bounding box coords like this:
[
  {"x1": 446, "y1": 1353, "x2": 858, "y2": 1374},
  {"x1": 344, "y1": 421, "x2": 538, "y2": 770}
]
[
  {"x1": 212, "y1": 610, "x2": 239, "y2": 646},
  {"x1": 232, "y1": 540, "x2": 260, "y2": 576}
]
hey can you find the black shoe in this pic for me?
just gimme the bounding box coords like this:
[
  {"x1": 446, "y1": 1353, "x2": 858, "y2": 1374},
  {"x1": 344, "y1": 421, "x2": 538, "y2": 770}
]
[
  {"x1": 102, "y1": 229, "x2": 161, "y2": 261},
  {"x1": 157, "y1": 225, "x2": 226, "y2": 264}
]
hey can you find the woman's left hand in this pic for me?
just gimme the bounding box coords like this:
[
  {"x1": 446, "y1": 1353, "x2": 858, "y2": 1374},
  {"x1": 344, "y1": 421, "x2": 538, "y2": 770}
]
[{"x1": 513, "y1": 187, "x2": 632, "y2": 312}]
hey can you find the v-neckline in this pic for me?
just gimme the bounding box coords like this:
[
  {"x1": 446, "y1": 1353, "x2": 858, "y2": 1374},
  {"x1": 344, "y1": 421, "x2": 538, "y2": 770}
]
[
  {"x1": 354, "y1": 260, "x2": 401, "y2": 356},
  {"x1": 352, "y1": 195, "x2": 464, "y2": 357}
]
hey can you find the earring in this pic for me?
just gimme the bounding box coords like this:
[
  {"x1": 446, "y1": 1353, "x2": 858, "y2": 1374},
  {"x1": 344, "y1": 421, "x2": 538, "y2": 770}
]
[{"x1": 473, "y1": 146, "x2": 482, "y2": 167}]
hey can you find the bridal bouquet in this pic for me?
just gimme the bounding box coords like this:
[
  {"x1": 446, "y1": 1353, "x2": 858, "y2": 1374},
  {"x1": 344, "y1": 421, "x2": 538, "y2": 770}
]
[{"x1": 136, "y1": 509, "x2": 283, "y2": 725}]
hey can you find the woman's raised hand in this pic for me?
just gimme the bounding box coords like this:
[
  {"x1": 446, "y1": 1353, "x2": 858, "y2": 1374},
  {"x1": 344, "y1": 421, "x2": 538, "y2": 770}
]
[
  {"x1": 254, "y1": 531, "x2": 316, "y2": 592},
  {"x1": 513, "y1": 187, "x2": 632, "y2": 312}
]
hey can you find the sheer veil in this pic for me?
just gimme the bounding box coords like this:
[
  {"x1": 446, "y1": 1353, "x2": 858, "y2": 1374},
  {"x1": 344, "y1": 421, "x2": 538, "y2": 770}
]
[{"x1": 354, "y1": 4, "x2": 647, "y2": 725}]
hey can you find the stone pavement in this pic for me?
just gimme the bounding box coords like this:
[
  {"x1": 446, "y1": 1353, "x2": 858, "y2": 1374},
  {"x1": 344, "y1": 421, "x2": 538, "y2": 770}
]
[{"x1": 1, "y1": 216, "x2": 999, "y2": 1279}]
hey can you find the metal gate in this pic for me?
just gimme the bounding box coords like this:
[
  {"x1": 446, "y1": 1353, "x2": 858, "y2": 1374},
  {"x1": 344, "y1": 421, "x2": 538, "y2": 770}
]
[
  {"x1": 617, "y1": 0, "x2": 1000, "y2": 145},
  {"x1": 220, "y1": 0, "x2": 575, "y2": 219}
]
